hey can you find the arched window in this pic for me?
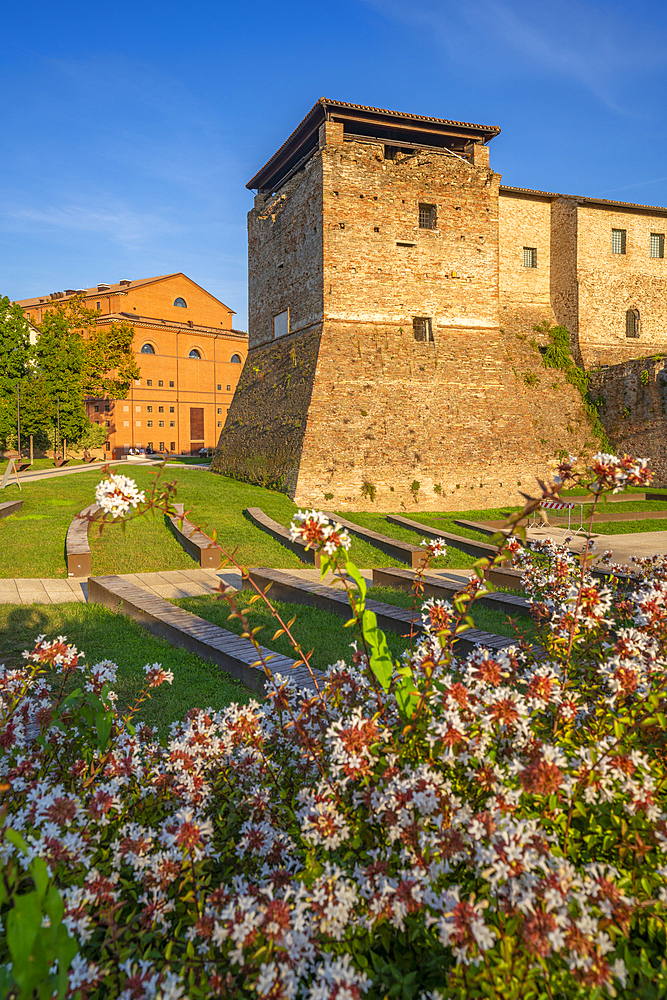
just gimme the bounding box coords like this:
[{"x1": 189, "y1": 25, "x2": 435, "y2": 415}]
[
  {"x1": 140, "y1": 343, "x2": 155, "y2": 354},
  {"x1": 231, "y1": 354, "x2": 242, "y2": 364},
  {"x1": 188, "y1": 348, "x2": 201, "y2": 359},
  {"x1": 174, "y1": 297, "x2": 187, "y2": 308},
  {"x1": 626, "y1": 308, "x2": 640, "y2": 339}
]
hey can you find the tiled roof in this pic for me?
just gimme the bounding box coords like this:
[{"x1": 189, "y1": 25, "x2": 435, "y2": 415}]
[{"x1": 500, "y1": 185, "x2": 667, "y2": 214}]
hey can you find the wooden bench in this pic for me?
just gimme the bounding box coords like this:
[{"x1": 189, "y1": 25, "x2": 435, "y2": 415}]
[
  {"x1": 385, "y1": 514, "x2": 523, "y2": 588},
  {"x1": 168, "y1": 503, "x2": 221, "y2": 568},
  {"x1": 87, "y1": 574, "x2": 322, "y2": 695},
  {"x1": 0, "y1": 500, "x2": 23, "y2": 520},
  {"x1": 372, "y1": 566, "x2": 531, "y2": 617},
  {"x1": 245, "y1": 507, "x2": 321, "y2": 567},
  {"x1": 321, "y1": 512, "x2": 427, "y2": 569},
  {"x1": 248, "y1": 567, "x2": 519, "y2": 658},
  {"x1": 66, "y1": 503, "x2": 100, "y2": 578}
]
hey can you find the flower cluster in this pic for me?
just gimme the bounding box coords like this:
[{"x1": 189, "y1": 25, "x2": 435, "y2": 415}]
[
  {"x1": 587, "y1": 452, "x2": 652, "y2": 493},
  {"x1": 289, "y1": 510, "x2": 352, "y2": 556},
  {"x1": 3, "y1": 458, "x2": 667, "y2": 998},
  {"x1": 421, "y1": 537, "x2": 447, "y2": 558},
  {"x1": 95, "y1": 473, "x2": 146, "y2": 518}
]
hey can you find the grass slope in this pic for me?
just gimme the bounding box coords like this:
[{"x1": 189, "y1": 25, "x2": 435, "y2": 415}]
[{"x1": 0, "y1": 603, "x2": 253, "y2": 734}]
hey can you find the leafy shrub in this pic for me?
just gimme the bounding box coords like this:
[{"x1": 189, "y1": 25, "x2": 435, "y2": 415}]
[
  {"x1": 523, "y1": 370, "x2": 540, "y2": 386},
  {"x1": 5, "y1": 455, "x2": 667, "y2": 999}
]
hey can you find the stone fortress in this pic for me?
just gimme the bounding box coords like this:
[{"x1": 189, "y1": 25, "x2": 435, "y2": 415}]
[{"x1": 212, "y1": 98, "x2": 667, "y2": 509}]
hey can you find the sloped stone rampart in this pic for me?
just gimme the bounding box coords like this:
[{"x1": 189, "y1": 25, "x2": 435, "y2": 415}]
[{"x1": 589, "y1": 357, "x2": 667, "y2": 485}]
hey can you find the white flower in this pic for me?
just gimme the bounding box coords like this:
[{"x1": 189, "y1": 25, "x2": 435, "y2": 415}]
[{"x1": 95, "y1": 474, "x2": 145, "y2": 518}]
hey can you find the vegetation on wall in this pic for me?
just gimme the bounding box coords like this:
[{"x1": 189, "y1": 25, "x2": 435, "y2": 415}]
[{"x1": 535, "y1": 321, "x2": 610, "y2": 449}]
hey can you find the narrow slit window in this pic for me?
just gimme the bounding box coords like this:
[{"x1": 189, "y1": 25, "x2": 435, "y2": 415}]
[
  {"x1": 523, "y1": 247, "x2": 537, "y2": 268},
  {"x1": 418, "y1": 204, "x2": 437, "y2": 230},
  {"x1": 413, "y1": 317, "x2": 434, "y2": 342},
  {"x1": 650, "y1": 233, "x2": 665, "y2": 258},
  {"x1": 626, "y1": 308, "x2": 640, "y2": 338},
  {"x1": 612, "y1": 229, "x2": 627, "y2": 254}
]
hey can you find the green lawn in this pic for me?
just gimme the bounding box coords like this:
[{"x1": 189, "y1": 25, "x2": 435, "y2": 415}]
[
  {"x1": 175, "y1": 584, "x2": 531, "y2": 676},
  {"x1": 0, "y1": 602, "x2": 253, "y2": 735},
  {"x1": 0, "y1": 463, "x2": 664, "y2": 581}
]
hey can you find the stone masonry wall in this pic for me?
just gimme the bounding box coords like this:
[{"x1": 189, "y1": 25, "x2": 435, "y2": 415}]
[
  {"x1": 321, "y1": 139, "x2": 500, "y2": 333},
  {"x1": 214, "y1": 134, "x2": 599, "y2": 510},
  {"x1": 248, "y1": 156, "x2": 323, "y2": 349},
  {"x1": 577, "y1": 204, "x2": 667, "y2": 367},
  {"x1": 589, "y1": 357, "x2": 667, "y2": 485},
  {"x1": 210, "y1": 326, "x2": 322, "y2": 493},
  {"x1": 498, "y1": 191, "x2": 556, "y2": 337}
]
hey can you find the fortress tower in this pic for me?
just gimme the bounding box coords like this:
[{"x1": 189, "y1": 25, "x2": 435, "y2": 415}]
[{"x1": 212, "y1": 99, "x2": 593, "y2": 509}]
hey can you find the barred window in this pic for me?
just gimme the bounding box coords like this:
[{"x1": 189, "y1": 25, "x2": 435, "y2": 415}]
[
  {"x1": 612, "y1": 229, "x2": 626, "y2": 254},
  {"x1": 650, "y1": 233, "x2": 665, "y2": 258},
  {"x1": 418, "y1": 204, "x2": 437, "y2": 229},
  {"x1": 413, "y1": 317, "x2": 434, "y2": 342},
  {"x1": 523, "y1": 247, "x2": 537, "y2": 268},
  {"x1": 626, "y1": 308, "x2": 640, "y2": 338}
]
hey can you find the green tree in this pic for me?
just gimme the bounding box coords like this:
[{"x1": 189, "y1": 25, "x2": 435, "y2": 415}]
[
  {"x1": 0, "y1": 296, "x2": 32, "y2": 448},
  {"x1": 33, "y1": 295, "x2": 140, "y2": 448}
]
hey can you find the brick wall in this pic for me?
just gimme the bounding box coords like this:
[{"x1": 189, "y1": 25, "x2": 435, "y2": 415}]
[
  {"x1": 498, "y1": 191, "x2": 555, "y2": 337},
  {"x1": 214, "y1": 136, "x2": 594, "y2": 510},
  {"x1": 576, "y1": 205, "x2": 667, "y2": 366},
  {"x1": 589, "y1": 357, "x2": 667, "y2": 484}
]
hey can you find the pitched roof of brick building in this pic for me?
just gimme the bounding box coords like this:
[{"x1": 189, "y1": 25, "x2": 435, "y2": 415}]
[
  {"x1": 500, "y1": 185, "x2": 667, "y2": 215},
  {"x1": 247, "y1": 98, "x2": 501, "y2": 194}
]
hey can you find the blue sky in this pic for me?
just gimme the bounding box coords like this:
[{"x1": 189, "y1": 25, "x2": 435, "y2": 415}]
[{"x1": 2, "y1": 0, "x2": 667, "y2": 329}]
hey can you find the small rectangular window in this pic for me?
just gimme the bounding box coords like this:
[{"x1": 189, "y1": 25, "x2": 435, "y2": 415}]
[
  {"x1": 105, "y1": 421, "x2": 110, "y2": 427},
  {"x1": 147, "y1": 420, "x2": 153, "y2": 427},
  {"x1": 105, "y1": 441, "x2": 110, "y2": 450},
  {"x1": 104, "y1": 404, "x2": 110, "y2": 412},
  {"x1": 158, "y1": 420, "x2": 164, "y2": 427},
  {"x1": 226, "y1": 385, "x2": 230, "y2": 391},
  {"x1": 170, "y1": 441, "x2": 176, "y2": 451},
  {"x1": 158, "y1": 406, "x2": 163, "y2": 413},
  {"x1": 94, "y1": 405, "x2": 99, "y2": 412},
  {"x1": 170, "y1": 406, "x2": 175, "y2": 413},
  {"x1": 612, "y1": 228, "x2": 626, "y2": 254},
  {"x1": 170, "y1": 421, "x2": 175, "y2": 427},
  {"x1": 147, "y1": 441, "x2": 153, "y2": 450},
  {"x1": 96, "y1": 301, "x2": 101, "y2": 310},
  {"x1": 217, "y1": 421, "x2": 222, "y2": 427},
  {"x1": 626, "y1": 309, "x2": 640, "y2": 338},
  {"x1": 159, "y1": 441, "x2": 164, "y2": 452},
  {"x1": 413, "y1": 317, "x2": 434, "y2": 342},
  {"x1": 217, "y1": 384, "x2": 221, "y2": 390},
  {"x1": 650, "y1": 233, "x2": 665, "y2": 258},
  {"x1": 217, "y1": 407, "x2": 222, "y2": 414},
  {"x1": 169, "y1": 381, "x2": 174, "y2": 388},
  {"x1": 419, "y1": 204, "x2": 437, "y2": 229},
  {"x1": 273, "y1": 309, "x2": 289, "y2": 339},
  {"x1": 158, "y1": 380, "x2": 163, "y2": 387},
  {"x1": 147, "y1": 379, "x2": 152, "y2": 386},
  {"x1": 147, "y1": 405, "x2": 152, "y2": 413},
  {"x1": 523, "y1": 247, "x2": 537, "y2": 268}
]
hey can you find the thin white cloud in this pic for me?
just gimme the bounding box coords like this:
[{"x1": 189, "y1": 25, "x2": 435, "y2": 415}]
[
  {"x1": 362, "y1": 0, "x2": 667, "y2": 112},
  {"x1": 4, "y1": 202, "x2": 178, "y2": 251},
  {"x1": 595, "y1": 176, "x2": 667, "y2": 198}
]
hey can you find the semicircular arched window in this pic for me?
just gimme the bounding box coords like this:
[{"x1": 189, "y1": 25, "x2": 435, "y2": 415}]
[
  {"x1": 174, "y1": 297, "x2": 187, "y2": 308},
  {"x1": 188, "y1": 348, "x2": 201, "y2": 359},
  {"x1": 140, "y1": 343, "x2": 155, "y2": 354},
  {"x1": 231, "y1": 354, "x2": 242, "y2": 364}
]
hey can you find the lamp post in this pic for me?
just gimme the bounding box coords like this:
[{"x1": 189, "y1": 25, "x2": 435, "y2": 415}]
[
  {"x1": 16, "y1": 383, "x2": 20, "y2": 460},
  {"x1": 56, "y1": 396, "x2": 60, "y2": 460}
]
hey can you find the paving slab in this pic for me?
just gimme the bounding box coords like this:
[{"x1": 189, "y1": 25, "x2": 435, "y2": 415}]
[
  {"x1": 0, "y1": 580, "x2": 20, "y2": 602},
  {"x1": 14, "y1": 580, "x2": 52, "y2": 604}
]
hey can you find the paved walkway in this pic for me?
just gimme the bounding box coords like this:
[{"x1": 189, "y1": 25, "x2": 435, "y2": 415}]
[{"x1": 0, "y1": 566, "x2": 472, "y2": 605}]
